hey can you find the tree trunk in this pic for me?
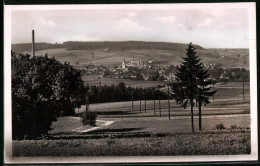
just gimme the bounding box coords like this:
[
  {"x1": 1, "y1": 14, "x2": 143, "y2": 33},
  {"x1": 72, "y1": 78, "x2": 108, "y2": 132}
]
[
  {"x1": 190, "y1": 99, "x2": 194, "y2": 132},
  {"x1": 199, "y1": 102, "x2": 202, "y2": 131}
]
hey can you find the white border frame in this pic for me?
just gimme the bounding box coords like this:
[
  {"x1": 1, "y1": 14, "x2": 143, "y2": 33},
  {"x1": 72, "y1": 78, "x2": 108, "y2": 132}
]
[{"x1": 4, "y1": 3, "x2": 258, "y2": 163}]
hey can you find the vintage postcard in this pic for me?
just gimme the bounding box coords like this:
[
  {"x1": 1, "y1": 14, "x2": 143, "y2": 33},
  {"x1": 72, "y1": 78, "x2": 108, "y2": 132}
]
[{"x1": 4, "y1": 3, "x2": 257, "y2": 163}]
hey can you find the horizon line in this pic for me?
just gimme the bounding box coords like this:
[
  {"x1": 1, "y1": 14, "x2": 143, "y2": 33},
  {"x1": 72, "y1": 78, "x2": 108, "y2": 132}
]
[{"x1": 11, "y1": 40, "x2": 249, "y2": 49}]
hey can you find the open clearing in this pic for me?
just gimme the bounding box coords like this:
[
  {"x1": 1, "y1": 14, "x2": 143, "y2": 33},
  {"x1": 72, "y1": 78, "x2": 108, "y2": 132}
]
[{"x1": 51, "y1": 114, "x2": 250, "y2": 135}]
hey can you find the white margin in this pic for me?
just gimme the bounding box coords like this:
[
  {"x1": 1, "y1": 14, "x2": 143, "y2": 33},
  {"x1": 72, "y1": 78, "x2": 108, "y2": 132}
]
[{"x1": 4, "y1": 2, "x2": 258, "y2": 163}]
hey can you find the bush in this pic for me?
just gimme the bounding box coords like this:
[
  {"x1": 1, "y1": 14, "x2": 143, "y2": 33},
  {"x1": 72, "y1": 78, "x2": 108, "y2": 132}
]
[
  {"x1": 216, "y1": 124, "x2": 226, "y2": 130},
  {"x1": 231, "y1": 125, "x2": 240, "y2": 129},
  {"x1": 81, "y1": 112, "x2": 97, "y2": 126}
]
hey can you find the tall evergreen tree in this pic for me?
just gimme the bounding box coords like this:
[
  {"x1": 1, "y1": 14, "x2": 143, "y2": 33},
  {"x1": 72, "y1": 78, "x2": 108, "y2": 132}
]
[{"x1": 170, "y1": 43, "x2": 216, "y2": 132}]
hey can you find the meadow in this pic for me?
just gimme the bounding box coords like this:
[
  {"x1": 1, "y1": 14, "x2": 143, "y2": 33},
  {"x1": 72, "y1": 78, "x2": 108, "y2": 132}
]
[{"x1": 13, "y1": 131, "x2": 250, "y2": 156}]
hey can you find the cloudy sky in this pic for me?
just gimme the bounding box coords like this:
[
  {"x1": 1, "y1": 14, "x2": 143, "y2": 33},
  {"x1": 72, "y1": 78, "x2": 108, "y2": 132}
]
[{"x1": 11, "y1": 4, "x2": 250, "y2": 48}]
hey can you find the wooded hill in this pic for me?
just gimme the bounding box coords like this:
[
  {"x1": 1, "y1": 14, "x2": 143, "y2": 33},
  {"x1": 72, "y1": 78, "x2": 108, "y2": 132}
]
[
  {"x1": 11, "y1": 41, "x2": 204, "y2": 52},
  {"x1": 11, "y1": 42, "x2": 65, "y2": 52},
  {"x1": 63, "y1": 41, "x2": 204, "y2": 51}
]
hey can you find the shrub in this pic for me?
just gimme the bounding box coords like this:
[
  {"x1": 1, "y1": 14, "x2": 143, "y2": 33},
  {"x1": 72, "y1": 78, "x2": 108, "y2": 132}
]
[
  {"x1": 231, "y1": 125, "x2": 241, "y2": 129},
  {"x1": 216, "y1": 124, "x2": 225, "y2": 130},
  {"x1": 81, "y1": 112, "x2": 97, "y2": 126},
  {"x1": 106, "y1": 138, "x2": 116, "y2": 145}
]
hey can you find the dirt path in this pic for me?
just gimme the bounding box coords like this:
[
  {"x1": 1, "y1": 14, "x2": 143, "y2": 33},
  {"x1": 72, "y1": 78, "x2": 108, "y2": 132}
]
[
  {"x1": 75, "y1": 120, "x2": 114, "y2": 133},
  {"x1": 51, "y1": 117, "x2": 114, "y2": 134}
]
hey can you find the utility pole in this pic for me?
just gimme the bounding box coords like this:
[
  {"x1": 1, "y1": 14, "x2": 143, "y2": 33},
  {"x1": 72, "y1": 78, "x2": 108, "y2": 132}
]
[
  {"x1": 168, "y1": 85, "x2": 170, "y2": 120},
  {"x1": 243, "y1": 82, "x2": 245, "y2": 100},
  {"x1": 131, "y1": 91, "x2": 134, "y2": 111},
  {"x1": 139, "y1": 87, "x2": 142, "y2": 113},
  {"x1": 213, "y1": 84, "x2": 215, "y2": 102},
  {"x1": 153, "y1": 90, "x2": 155, "y2": 116},
  {"x1": 144, "y1": 88, "x2": 146, "y2": 113},
  {"x1": 159, "y1": 92, "x2": 161, "y2": 117}
]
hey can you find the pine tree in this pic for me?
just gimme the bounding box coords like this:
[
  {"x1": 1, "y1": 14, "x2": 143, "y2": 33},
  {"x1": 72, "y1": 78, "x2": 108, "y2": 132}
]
[{"x1": 170, "y1": 43, "x2": 216, "y2": 132}]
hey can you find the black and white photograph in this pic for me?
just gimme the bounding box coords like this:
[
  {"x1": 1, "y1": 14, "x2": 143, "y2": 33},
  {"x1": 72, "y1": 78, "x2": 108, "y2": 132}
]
[{"x1": 4, "y1": 3, "x2": 257, "y2": 163}]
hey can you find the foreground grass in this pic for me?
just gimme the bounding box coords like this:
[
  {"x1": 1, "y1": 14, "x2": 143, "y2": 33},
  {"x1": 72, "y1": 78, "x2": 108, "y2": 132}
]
[{"x1": 13, "y1": 132, "x2": 250, "y2": 156}]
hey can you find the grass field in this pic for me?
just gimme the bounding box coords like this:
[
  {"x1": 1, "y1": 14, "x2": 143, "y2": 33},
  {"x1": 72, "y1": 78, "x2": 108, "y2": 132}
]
[
  {"x1": 13, "y1": 131, "x2": 250, "y2": 156},
  {"x1": 51, "y1": 114, "x2": 250, "y2": 135}
]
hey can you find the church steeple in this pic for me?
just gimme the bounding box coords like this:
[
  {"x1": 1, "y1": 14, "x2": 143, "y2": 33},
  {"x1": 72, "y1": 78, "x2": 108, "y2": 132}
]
[{"x1": 122, "y1": 57, "x2": 126, "y2": 69}]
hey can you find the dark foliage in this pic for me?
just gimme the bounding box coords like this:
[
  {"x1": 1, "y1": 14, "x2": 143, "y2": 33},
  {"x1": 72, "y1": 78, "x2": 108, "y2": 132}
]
[
  {"x1": 216, "y1": 124, "x2": 226, "y2": 130},
  {"x1": 208, "y1": 67, "x2": 249, "y2": 82},
  {"x1": 11, "y1": 41, "x2": 203, "y2": 53},
  {"x1": 12, "y1": 51, "x2": 85, "y2": 139},
  {"x1": 11, "y1": 42, "x2": 64, "y2": 52},
  {"x1": 84, "y1": 82, "x2": 169, "y2": 104},
  {"x1": 63, "y1": 41, "x2": 204, "y2": 51}
]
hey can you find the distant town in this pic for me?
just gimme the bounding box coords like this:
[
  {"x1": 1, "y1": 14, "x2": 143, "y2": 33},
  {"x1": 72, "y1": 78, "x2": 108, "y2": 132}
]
[{"x1": 74, "y1": 56, "x2": 249, "y2": 83}]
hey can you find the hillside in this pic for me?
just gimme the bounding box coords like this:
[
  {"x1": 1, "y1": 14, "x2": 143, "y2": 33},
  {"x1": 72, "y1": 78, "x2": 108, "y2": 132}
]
[
  {"x1": 11, "y1": 42, "x2": 64, "y2": 52},
  {"x1": 63, "y1": 41, "x2": 204, "y2": 51},
  {"x1": 11, "y1": 41, "x2": 203, "y2": 53},
  {"x1": 11, "y1": 41, "x2": 249, "y2": 70}
]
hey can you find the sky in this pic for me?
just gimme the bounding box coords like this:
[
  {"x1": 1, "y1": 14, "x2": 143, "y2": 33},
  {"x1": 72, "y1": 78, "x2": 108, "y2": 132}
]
[{"x1": 11, "y1": 4, "x2": 250, "y2": 48}]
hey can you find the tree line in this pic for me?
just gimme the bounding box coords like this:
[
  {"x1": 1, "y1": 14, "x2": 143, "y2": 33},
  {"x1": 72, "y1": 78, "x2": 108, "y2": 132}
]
[
  {"x1": 11, "y1": 42, "x2": 65, "y2": 52},
  {"x1": 11, "y1": 41, "x2": 204, "y2": 53},
  {"x1": 84, "y1": 83, "x2": 169, "y2": 104},
  {"x1": 208, "y1": 67, "x2": 249, "y2": 82},
  {"x1": 63, "y1": 41, "x2": 204, "y2": 51}
]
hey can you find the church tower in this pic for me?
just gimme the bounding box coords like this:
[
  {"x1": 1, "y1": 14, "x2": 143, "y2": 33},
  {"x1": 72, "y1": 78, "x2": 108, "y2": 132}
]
[{"x1": 122, "y1": 58, "x2": 126, "y2": 69}]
